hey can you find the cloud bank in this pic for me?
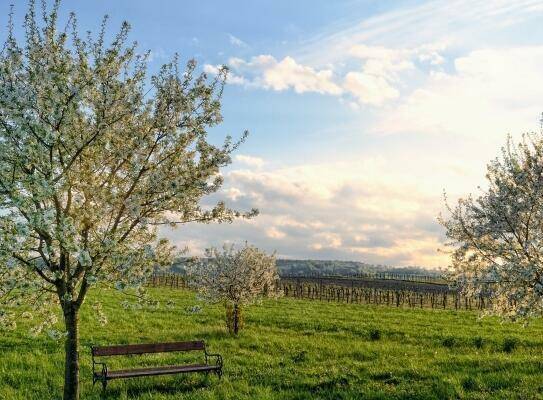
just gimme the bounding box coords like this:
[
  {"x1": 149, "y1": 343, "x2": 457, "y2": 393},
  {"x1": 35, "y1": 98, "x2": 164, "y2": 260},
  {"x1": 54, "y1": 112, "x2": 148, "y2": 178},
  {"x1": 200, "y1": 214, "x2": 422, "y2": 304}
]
[{"x1": 162, "y1": 156, "x2": 459, "y2": 268}]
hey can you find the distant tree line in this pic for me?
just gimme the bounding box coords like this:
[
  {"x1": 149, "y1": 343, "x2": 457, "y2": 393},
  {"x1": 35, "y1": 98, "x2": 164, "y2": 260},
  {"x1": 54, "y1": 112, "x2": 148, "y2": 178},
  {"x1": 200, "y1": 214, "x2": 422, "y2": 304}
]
[{"x1": 170, "y1": 257, "x2": 442, "y2": 278}]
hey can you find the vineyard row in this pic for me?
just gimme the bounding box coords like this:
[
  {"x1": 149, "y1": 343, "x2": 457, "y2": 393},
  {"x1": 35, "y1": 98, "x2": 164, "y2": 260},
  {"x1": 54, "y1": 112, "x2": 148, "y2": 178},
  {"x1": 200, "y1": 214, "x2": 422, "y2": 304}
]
[{"x1": 148, "y1": 273, "x2": 490, "y2": 310}]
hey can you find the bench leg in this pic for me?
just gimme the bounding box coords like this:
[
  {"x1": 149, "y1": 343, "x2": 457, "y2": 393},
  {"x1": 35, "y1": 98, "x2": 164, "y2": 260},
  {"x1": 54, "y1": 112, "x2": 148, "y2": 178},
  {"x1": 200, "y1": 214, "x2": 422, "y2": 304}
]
[
  {"x1": 217, "y1": 369, "x2": 222, "y2": 379},
  {"x1": 101, "y1": 379, "x2": 107, "y2": 391}
]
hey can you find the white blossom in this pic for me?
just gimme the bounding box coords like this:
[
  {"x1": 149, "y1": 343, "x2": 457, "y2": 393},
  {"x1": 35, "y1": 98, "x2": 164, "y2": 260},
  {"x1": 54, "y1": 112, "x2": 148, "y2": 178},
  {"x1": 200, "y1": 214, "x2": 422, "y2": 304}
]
[
  {"x1": 0, "y1": 2, "x2": 257, "y2": 398},
  {"x1": 188, "y1": 243, "x2": 280, "y2": 306},
  {"x1": 441, "y1": 132, "x2": 543, "y2": 321},
  {"x1": 188, "y1": 243, "x2": 279, "y2": 334}
]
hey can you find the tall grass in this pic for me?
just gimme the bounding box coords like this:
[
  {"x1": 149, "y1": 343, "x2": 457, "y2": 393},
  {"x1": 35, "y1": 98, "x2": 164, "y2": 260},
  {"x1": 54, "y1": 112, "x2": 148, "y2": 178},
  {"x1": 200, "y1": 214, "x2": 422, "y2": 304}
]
[{"x1": 1, "y1": 288, "x2": 542, "y2": 399}]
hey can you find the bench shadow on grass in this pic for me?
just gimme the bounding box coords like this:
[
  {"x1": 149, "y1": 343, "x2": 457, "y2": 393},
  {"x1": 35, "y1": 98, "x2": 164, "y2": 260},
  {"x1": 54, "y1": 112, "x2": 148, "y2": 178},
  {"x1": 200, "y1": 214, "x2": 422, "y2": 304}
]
[
  {"x1": 96, "y1": 375, "x2": 215, "y2": 399},
  {"x1": 435, "y1": 358, "x2": 543, "y2": 374}
]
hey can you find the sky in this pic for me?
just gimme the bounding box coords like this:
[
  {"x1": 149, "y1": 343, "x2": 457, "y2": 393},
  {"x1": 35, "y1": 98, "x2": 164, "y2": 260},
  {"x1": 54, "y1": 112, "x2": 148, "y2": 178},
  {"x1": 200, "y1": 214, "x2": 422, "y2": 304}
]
[{"x1": 5, "y1": 0, "x2": 543, "y2": 269}]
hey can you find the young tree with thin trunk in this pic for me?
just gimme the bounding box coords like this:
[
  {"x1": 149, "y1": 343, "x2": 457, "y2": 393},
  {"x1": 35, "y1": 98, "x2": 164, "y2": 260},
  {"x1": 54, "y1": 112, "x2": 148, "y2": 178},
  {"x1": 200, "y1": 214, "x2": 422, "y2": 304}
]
[
  {"x1": 440, "y1": 129, "x2": 543, "y2": 321},
  {"x1": 0, "y1": 2, "x2": 256, "y2": 399},
  {"x1": 188, "y1": 243, "x2": 279, "y2": 335}
]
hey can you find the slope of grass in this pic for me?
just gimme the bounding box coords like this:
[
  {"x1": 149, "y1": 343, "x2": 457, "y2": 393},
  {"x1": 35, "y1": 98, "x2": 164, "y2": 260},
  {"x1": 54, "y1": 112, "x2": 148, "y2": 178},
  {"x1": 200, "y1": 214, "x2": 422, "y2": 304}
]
[{"x1": 2, "y1": 288, "x2": 543, "y2": 399}]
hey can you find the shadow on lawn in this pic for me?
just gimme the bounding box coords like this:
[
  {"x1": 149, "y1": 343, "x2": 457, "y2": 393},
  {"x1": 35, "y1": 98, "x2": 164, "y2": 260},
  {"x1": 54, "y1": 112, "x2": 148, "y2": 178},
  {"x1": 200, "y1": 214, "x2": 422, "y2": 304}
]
[
  {"x1": 435, "y1": 358, "x2": 543, "y2": 374},
  {"x1": 262, "y1": 374, "x2": 459, "y2": 400},
  {"x1": 197, "y1": 328, "x2": 232, "y2": 341}
]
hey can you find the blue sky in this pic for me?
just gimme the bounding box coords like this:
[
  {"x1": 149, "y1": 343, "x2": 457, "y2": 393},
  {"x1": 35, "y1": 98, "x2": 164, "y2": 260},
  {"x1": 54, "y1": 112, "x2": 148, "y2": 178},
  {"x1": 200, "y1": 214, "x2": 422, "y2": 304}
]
[{"x1": 5, "y1": 1, "x2": 543, "y2": 268}]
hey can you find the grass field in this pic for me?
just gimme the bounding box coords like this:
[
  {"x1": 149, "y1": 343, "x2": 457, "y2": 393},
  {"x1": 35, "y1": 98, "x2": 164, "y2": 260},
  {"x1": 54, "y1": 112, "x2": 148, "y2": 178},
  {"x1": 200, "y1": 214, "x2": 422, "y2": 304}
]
[{"x1": 2, "y1": 288, "x2": 543, "y2": 399}]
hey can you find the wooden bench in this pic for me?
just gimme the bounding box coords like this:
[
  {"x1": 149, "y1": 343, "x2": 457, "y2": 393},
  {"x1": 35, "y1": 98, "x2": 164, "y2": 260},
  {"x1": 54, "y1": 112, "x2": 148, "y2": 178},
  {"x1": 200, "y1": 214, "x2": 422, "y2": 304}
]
[{"x1": 91, "y1": 340, "x2": 223, "y2": 390}]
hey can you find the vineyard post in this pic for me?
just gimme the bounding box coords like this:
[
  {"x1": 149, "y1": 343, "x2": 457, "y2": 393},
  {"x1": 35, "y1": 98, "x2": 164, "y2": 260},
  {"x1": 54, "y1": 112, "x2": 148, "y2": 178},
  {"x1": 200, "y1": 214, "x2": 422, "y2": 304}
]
[{"x1": 319, "y1": 277, "x2": 323, "y2": 301}]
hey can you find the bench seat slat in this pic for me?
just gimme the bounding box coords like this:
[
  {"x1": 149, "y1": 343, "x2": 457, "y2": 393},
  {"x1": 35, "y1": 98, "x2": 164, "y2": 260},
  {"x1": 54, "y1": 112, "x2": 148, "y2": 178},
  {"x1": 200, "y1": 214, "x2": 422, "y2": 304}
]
[{"x1": 99, "y1": 364, "x2": 220, "y2": 380}]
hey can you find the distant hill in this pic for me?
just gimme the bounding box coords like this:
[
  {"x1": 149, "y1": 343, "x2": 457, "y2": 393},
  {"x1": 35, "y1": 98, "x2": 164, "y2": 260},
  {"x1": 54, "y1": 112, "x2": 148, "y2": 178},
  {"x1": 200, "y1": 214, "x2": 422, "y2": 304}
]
[
  {"x1": 275, "y1": 259, "x2": 441, "y2": 277},
  {"x1": 168, "y1": 258, "x2": 441, "y2": 277}
]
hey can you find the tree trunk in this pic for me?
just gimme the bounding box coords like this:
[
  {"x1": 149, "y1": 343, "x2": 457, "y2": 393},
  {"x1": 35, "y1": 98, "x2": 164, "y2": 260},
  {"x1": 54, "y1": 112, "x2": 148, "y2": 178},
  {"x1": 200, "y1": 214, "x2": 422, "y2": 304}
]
[
  {"x1": 233, "y1": 304, "x2": 240, "y2": 335},
  {"x1": 63, "y1": 307, "x2": 80, "y2": 400},
  {"x1": 225, "y1": 302, "x2": 243, "y2": 335}
]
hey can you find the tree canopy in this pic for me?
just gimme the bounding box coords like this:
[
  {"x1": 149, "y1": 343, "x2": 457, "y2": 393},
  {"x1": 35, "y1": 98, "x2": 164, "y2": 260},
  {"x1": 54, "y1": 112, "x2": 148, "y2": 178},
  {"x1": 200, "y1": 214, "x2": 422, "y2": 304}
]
[
  {"x1": 0, "y1": 1, "x2": 255, "y2": 398},
  {"x1": 441, "y1": 131, "x2": 543, "y2": 320}
]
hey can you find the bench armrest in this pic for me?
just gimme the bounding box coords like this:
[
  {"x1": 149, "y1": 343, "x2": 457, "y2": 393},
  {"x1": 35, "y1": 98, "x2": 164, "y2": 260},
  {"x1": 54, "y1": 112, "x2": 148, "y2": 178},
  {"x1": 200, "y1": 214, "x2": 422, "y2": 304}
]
[
  {"x1": 92, "y1": 361, "x2": 108, "y2": 379},
  {"x1": 90, "y1": 347, "x2": 108, "y2": 381},
  {"x1": 205, "y1": 352, "x2": 223, "y2": 367}
]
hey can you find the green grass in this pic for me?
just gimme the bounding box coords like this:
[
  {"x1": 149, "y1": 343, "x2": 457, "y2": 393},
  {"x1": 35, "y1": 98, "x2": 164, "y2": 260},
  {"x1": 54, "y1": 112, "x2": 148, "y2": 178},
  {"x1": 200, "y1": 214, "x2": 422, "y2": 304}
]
[{"x1": 2, "y1": 288, "x2": 543, "y2": 399}]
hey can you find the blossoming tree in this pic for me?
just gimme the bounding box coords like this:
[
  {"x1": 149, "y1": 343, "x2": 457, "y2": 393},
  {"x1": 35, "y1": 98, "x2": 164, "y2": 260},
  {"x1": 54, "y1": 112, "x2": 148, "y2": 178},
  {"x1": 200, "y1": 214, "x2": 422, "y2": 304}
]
[
  {"x1": 189, "y1": 244, "x2": 279, "y2": 335},
  {"x1": 0, "y1": 2, "x2": 255, "y2": 399},
  {"x1": 440, "y1": 130, "x2": 543, "y2": 321}
]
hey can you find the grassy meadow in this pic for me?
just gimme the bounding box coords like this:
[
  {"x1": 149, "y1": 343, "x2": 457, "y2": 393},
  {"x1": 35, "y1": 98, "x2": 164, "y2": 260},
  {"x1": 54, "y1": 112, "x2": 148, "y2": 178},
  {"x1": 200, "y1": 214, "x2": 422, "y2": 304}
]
[{"x1": 2, "y1": 288, "x2": 543, "y2": 399}]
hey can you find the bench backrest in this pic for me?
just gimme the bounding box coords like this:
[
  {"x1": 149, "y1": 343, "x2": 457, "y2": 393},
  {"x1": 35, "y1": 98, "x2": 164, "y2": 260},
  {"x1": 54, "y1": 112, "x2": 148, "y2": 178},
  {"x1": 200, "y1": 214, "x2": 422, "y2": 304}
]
[{"x1": 92, "y1": 341, "x2": 205, "y2": 357}]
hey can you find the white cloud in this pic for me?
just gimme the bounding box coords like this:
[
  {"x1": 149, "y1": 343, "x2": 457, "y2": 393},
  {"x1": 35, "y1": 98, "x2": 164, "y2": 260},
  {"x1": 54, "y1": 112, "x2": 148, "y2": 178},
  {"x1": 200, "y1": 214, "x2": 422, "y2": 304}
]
[
  {"x1": 234, "y1": 154, "x2": 265, "y2": 169},
  {"x1": 228, "y1": 34, "x2": 248, "y2": 48},
  {"x1": 261, "y1": 56, "x2": 342, "y2": 94},
  {"x1": 375, "y1": 46, "x2": 543, "y2": 139},
  {"x1": 255, "y1": 0, "x2": 543, "y2": 110},
  {"x1": 204, "y1": 1, "x2": 543, "y2": 111},
  {"x1": 203, "y1": 64, "x2": 220, "y2": 74},
  {"x1": 203, "y1": 64, "x2": 246, "y2": 85},
  {"x1": 339, "y1": 43, "x2": 452, "y2": 106},
  {"x1": 348, "y1": 44, "x2": 405, "y2": 60},
  {"x1": 266, "y1": 226, "x2": 286, "y2": 239},
  {"x1": 297, "y1": 0, "x2": 543, "y2": 65},
  {"x1": 226, "y1": 55, "x2": 343, "y2": 95},
  {"x1": 223, "y1": 43, "x2": 445, "y2": 107},
  {"x1": 343, "y1": 71, "x2": 399, "y2": 106},
  {"x1": 161, "y1": 157, "x2": 463, "y2": 268},
  {"x1": 311, "y1": 232, "x2": 342, "y2": 250},
  {"x1": 225, "y1": 187, "x2": 243, "y2": 201},
  {"x1": 361, "y1": 57, "x2": 414, "y2": 81},
  {"x1": 417, "y1": 50, "x2": 445, "y2": 65}
]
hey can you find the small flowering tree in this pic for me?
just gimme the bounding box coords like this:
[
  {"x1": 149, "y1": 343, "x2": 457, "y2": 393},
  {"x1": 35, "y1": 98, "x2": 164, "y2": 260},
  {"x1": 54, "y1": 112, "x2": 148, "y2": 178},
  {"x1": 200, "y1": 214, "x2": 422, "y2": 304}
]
[
  {"x1": 440, "y1": 130, "x2": 543, "y2": 321},
  {"x1": 189, "y1": 244, "x2": 279, "y2": 335},
  {"x1": 0, "y1": 2, "x2": 255, "y2": 399}
]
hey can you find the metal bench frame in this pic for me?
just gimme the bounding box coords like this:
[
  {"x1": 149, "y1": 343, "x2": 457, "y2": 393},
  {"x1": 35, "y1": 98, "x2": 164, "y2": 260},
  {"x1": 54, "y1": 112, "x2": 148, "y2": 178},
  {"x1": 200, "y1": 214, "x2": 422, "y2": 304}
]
[{"x1": 91, "y1": 340, "x2": 223, "y2": 391}]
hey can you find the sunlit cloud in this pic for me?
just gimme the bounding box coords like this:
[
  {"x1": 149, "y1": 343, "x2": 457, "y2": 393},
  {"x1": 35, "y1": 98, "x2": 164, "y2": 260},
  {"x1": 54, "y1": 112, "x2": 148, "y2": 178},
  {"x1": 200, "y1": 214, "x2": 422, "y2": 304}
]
[
  {"x1": 234, "y1": 154, "x2": 265, "y2": 169},
  {"x1": 226, "y1": 55, "x2": 343, "y2": 95},
  {"x1": 162, "y1": 158, "x2": 456, "y2": 268},
  {"x1": 221, "y1": 45, "x2": 442, "y2": 107},
  {"x1": 374, "y1": 46, "x2": 543, "y2": 139}
]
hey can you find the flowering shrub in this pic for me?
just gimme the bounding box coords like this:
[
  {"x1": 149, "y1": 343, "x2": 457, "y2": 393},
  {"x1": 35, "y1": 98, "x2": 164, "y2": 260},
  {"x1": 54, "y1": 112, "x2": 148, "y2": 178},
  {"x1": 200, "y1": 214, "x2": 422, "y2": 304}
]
[{"x1": 188, "y1": 244, "x2": 280, "y2": 334}]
